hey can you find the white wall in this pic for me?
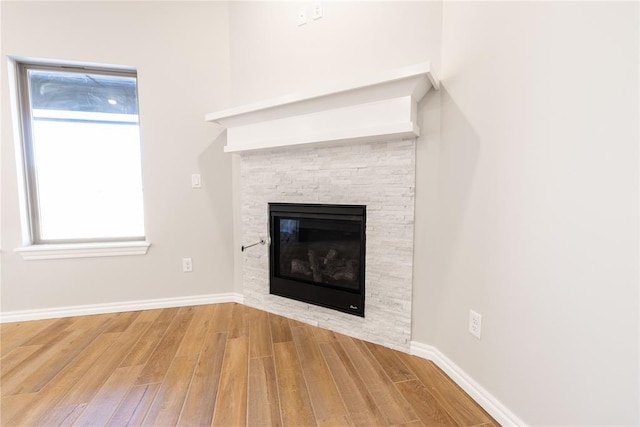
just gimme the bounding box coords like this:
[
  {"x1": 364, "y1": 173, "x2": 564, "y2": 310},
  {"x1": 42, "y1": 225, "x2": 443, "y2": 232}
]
[
  {"x1": 1, "y1": 2, "x2": 234, "y2": 312},
  {"x1": 228, "y1": 1, "x2": 442, "y2": 103},
  {"x1": 414, "y1": 2, "x2": 638, "y2": 425}
]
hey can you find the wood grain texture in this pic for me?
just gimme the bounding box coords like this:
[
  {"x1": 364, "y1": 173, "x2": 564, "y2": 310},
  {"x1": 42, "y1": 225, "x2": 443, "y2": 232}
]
[
  {"x1": 397, "y1": 352, "x2": 496, "y2": 426},
  {"x1": 72, "y1": 364, "x2": 144, "y2": 426},
  {"x1": 1, "y1": 392, "x2": 39, "y2": 424},
  {"x1": 1, "y1": 303, "x2": 497, "y2": 426},
  {"x1": 1, "y1": 318, "x2": 55, "y2": 356},
  {"x1": 395, "y1": 379, "x2": 458, "y2": 426},
  {"x1": 119, "y1": 307, "x2": 176, "y2": 368},
  {"x1": 273, "y1": 341, "x2": 316, "y2": 427},
  {"x1": 175, "y1": 304, "x2": 215, "y2": 358},
  {"x1": 319, "y1": 341, "x2": 386, "y2": 427},
  {"x1": 212, "y1": 337, "x2": 249, "y2": 427},
  {"x1": 364, "y1": 341, "x2": 416, "y2": 382},
  {"x1": 1, "y1": 345, "x2": 41, "y2": 379},
  {"x1": 248, "y1": 356, "x2": 282, "y2": 427},
  {"x1": 135, "y1": 306, "x2": 195, "y2": 385},
  {"x1": 1, "y1": 330, "x2": 82, "y2": 396},
  {"x1": 269, "y1": 312, "x2": 293, "y2": 343},
  {"x1": 340, "y1": 338, "x2": 419, "y2": 425},
  {"x1": 7, "y1": 314, "x2": 116, "y2": 395},
  {"x1": 20, "y1": 317, "x2": 76, "y2": 347},
  {"x1": 107, "y1": 383, "x2": 159, "y2": 426},
  {"x1": 10, "y1": 333, "x2": 122, "y2": 426},
  {"x1": 248, "y1": 307, "x2": 273, "y2": 358},
  {"x1": 142, "y1": 355, "x2": 198, "y2": 427},
  {"x1": 291, "y1": 323, "x2": 350, "y2": 423},
  {"x1": 178, "y1": 331, "x2": 227, "y2": 427}
]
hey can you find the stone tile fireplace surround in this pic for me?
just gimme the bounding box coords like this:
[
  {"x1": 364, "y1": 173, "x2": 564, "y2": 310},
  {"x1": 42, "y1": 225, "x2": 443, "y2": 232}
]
[
  {"x1": 241, "y1": 139, "x2": 415, "y2": 350},
  {"x1": 207, "y1": 63, "x2": 439, "y2": 350}
]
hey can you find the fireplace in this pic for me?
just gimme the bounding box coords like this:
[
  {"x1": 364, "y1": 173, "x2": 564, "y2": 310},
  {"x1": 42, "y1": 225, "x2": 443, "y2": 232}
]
[
  {"x1": 210, "y1": 63, "x2": 432, "y2": 348},
  {"x1": 269, "y1": 203, "x2": 366, "y2": 317}
]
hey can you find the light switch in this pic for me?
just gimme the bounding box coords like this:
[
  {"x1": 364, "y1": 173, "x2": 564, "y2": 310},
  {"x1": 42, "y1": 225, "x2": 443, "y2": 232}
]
[
  {"x1": 297, "y1": 7, "x2": 307, "y2": 26},
  {"x1": 312, "y1": 1, "x2": 322, "y2": 20},
  {"x1": 191, "y1": 174, "x2": 202, "y2": 189}
]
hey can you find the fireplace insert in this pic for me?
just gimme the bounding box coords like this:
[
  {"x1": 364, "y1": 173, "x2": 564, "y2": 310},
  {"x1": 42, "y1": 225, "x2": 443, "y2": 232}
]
[{"x1": 269, "y1": 203, "x2": 365, "y2": 317}]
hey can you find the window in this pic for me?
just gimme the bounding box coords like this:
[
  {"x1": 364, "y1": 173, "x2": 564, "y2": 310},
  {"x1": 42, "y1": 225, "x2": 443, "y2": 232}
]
[{"x1": 15, "y1": 61, "x2": 146, "y2": 249}]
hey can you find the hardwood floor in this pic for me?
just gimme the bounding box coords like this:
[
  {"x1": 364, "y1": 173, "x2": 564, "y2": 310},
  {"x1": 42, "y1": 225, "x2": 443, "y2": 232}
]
[{"x1": 1, "y1": 303, "x2": 498, "y2": 426}]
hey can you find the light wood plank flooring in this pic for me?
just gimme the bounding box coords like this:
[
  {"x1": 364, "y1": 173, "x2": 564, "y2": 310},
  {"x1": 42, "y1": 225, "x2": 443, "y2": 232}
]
[{"x1": 1, "y1": 303, "x2": 498, "y2": 426}]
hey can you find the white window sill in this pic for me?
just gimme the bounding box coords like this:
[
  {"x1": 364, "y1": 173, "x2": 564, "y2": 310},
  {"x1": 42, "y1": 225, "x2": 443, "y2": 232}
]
[{"x1": 15, "y1": 241, "x2": 151, "y2": 260}]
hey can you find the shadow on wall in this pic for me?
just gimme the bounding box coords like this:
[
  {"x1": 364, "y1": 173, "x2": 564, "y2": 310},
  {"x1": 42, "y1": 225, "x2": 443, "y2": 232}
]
[
  {"x1": 413, "y1": 85, "x2": 481, "y2": 340},
  {"x1": 198, "y1": 127, "x2": 234, "y2": 262},
  {"x1": 436, "y1": 86, "x2": 482, "y2": 276},
  {"x1": 200, "y1": 125, "x2": 229, "y2": 207}
]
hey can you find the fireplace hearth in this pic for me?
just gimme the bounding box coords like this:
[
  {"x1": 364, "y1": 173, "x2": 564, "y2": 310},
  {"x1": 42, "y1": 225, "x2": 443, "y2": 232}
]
[{"x1": 269, "y1": 203, "x2": 366, "y2": 316}]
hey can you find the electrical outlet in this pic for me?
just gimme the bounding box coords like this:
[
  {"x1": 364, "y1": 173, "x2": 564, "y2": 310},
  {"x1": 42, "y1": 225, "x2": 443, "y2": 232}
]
[
  {"x1": 182, "y1": 257, "x2": 193, "y2": 273},
  {"x1": 469, "y1": 310, "x2": 482, "y2": 339}
]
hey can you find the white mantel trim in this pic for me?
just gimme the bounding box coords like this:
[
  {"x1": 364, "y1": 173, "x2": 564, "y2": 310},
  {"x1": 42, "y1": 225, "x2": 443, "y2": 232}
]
[
  {"x1": 206, "y1": 62, "x2": 439, "y2": 153},
  {"x1": 206, "y1": 62, "x2": 438, "y2": 123},
  {"x1": 224, "y1": 122, "x2": 419, "y2": 153}
]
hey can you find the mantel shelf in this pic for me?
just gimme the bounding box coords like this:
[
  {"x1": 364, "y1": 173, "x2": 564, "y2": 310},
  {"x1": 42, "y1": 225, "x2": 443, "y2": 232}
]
[{"x1": 206, "y1": 62, "x2": 439, "y2": 153}]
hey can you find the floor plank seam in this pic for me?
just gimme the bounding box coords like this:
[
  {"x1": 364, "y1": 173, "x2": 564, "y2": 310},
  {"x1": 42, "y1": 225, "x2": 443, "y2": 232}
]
[
  {"x1": 174, "y1": 319, "x2": 210, "y2": 426},
  {"x1": 266, "y1": 313, "x2": 285, "y2": 427},
  {"x1": 318, "y1": 339, "x2": 360, "y2": 425},
  {"x1": 290, "y1": 324, "x2": 322, "y2": 426},
  {"x1": 133, "y1": 308, "x2": 179, "y2": 370},
  {"x1": 210, "y1": 322, "x2": 230, "y2": 425}
]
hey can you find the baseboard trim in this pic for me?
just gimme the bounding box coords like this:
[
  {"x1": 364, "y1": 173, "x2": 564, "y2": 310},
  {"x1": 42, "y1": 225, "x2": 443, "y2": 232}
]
[
  {"x1": 410, "y1": 341, "x2": 526, "y2": 426},
  {"x1": 0, "y1": 292, "x2": 245, "y2": 323}
]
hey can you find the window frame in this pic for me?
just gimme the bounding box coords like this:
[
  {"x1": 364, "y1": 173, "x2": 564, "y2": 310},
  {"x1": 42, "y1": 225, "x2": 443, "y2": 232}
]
[{"x1": 14, "y1": 60, "x2": 147, "y2": 247}]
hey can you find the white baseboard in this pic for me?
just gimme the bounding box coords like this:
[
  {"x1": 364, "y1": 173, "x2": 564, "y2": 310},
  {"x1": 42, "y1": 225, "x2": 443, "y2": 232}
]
[
  {"x1": 0, "y1": 292, "x2": 245, "y2": 323},
  {"x1": 410, "y1": 341, "x2": 526, "y2": 427}
]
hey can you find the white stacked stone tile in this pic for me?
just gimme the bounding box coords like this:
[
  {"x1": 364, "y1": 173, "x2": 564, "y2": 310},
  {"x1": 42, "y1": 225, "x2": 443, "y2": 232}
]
[{"x1": 239, "y1": 139, "x2": 415, "y2": 351}]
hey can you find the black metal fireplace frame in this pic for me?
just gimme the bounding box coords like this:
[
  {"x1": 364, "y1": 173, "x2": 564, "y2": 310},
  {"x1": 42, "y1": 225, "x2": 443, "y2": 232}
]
[{"x1": 269, "y1": 203, "x2": 366, "y2": 317}]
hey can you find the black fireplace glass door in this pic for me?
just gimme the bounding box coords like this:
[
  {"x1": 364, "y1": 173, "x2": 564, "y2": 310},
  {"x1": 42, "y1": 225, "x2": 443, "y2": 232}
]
[
  {"x1": 269, "y1": 203, "x2": 366, "y2": 317},
  {"x1": 274, "y1": 216, "x2": 362, "y2": 292}
]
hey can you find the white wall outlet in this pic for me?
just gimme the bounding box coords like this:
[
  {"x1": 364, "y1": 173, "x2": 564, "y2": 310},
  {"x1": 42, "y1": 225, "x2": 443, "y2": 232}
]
[
  {"x1": 191, "y1": 174, "x2": 201, "y2": 189},
  {"x1": 297, "y1": 7, "x2": 307, "y2": 26},
  {"x1": 182, "y1": 257, "x2": 193, "y2": 272},
  {"x1": 312, "y1": 1, "x2": 323, "y2": 20},
  {"x1": 469, "y1": 310, "x2": 482, "y2": 339}
]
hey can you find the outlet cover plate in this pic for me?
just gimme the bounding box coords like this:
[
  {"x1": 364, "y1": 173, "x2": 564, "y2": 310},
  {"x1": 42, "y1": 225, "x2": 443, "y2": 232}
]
[
  {"x1": 312, "y1": 1, "x2": 323, "y2": 20},
  {"x1": 469, "y1": 310, "x2": 482, "y2": 339},
  {"x1": 182, "y1": 257, "x2": 193, "y2": 272},
  {"x1": 191, "y1": 174, "x2": 202, "y2": 188},
  {"x1": 297, "y1": 7, "x2": 307, "y2": 26}
]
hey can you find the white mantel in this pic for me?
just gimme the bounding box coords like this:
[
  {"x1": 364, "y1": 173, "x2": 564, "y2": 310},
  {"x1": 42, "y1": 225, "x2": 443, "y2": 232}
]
[{"x1": 206, "y1": 62, "x2": 439, "y2": 153}]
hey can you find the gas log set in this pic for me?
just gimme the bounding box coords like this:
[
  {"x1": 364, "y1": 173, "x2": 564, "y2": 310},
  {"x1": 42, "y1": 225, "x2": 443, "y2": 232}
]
[{"x1": 289, "y1": 247, "x2": 359, "y2": 286}]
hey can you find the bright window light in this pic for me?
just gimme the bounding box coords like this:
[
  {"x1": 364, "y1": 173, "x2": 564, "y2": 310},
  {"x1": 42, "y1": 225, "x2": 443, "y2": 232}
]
[{"x1": 17, "y1": 64, "x2": 145, "y2": 243}]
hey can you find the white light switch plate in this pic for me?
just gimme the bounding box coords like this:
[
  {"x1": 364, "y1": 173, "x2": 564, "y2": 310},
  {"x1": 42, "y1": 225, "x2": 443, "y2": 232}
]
[
  {"x1": 191, "y1": 174, "x2": 201, "y2": 188},
  {"x1": 297, "y1": 7, "x2": 307, "y2": 26}
]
